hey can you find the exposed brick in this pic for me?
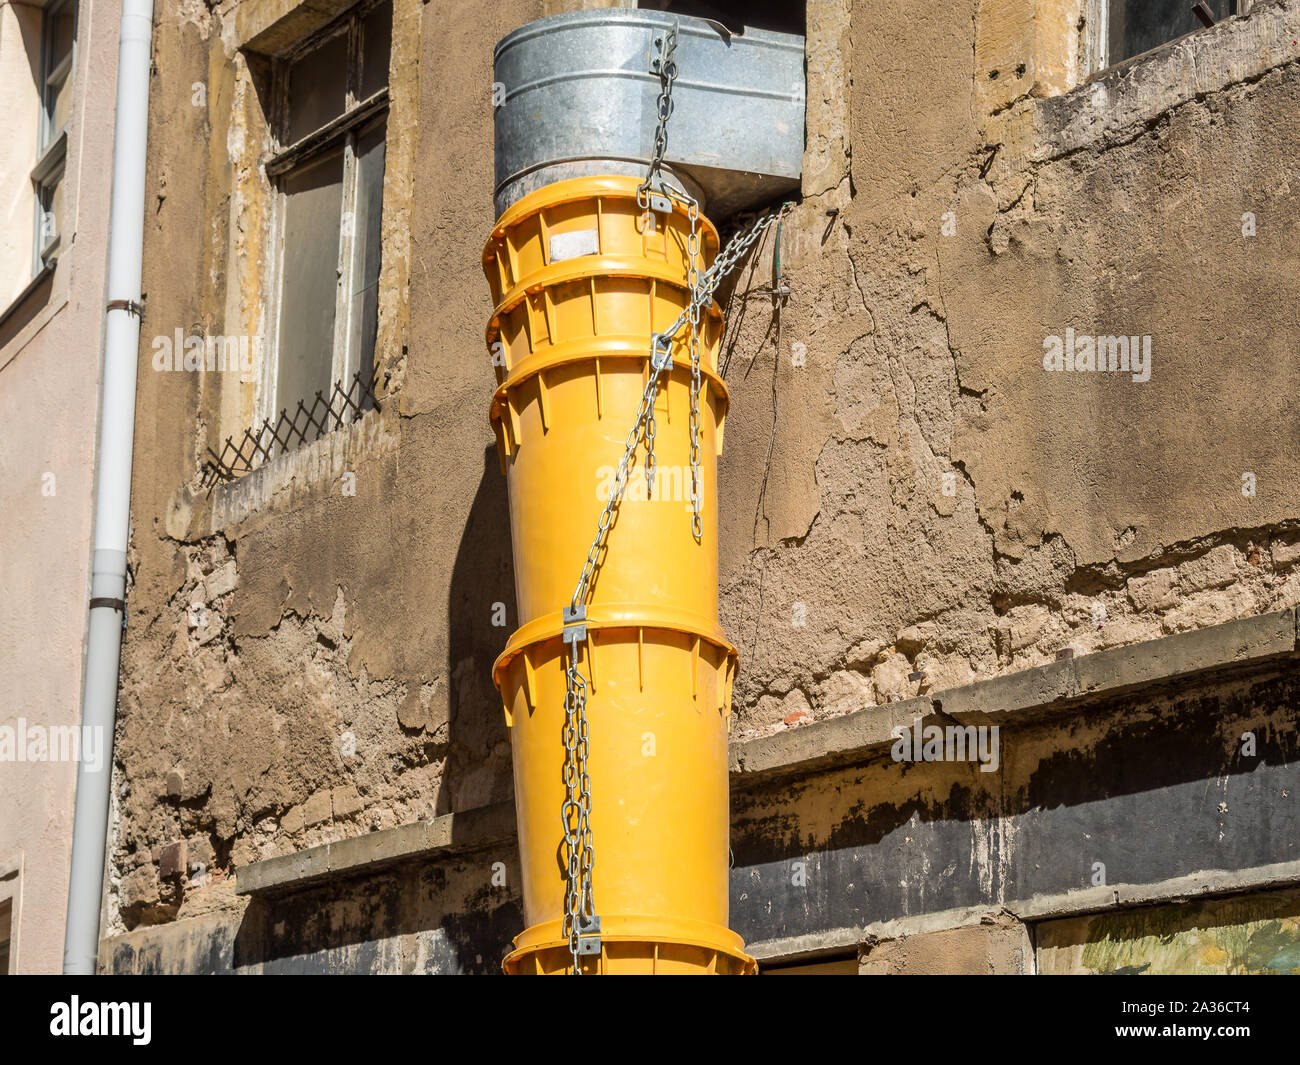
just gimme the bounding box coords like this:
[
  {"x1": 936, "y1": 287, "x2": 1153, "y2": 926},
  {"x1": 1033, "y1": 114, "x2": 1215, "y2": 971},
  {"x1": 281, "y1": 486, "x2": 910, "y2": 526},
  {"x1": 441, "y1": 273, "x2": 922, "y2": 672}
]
[
  {"x1": 1005, "y1": 604, "x2": 1048, "y2": 651},
  {"x1": 159, "y1": 840, "x2": 187, "y2": 879},
  {"x1": 302, "y1": 790, "x2": 332, "y2": 828},
  {"x1": 1178, "y1": 544, "x2": 1239, "y2": 593},
  {"x1": 1271, "y1": 537, "x2": 1300, "y2": 568},
  {"x1": 332, "y1": 784, "x2": 363, "y2": 820},
  {"x1": 1127, "y1": 568, "x2": 1179, "y2": 612},
  {"x1": 817, "y1": 669, "x2": 874, "y2": 715},
  {"x1": 872, "y1": 653, "x2": 914, "y2": 702},
  {"x1": 280, "y1": 804, "x2": 305, "y2": 835}
]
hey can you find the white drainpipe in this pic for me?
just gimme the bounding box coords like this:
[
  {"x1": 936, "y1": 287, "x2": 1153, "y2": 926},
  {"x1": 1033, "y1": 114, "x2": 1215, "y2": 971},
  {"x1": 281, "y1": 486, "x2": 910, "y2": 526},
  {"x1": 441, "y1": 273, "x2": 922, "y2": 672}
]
[{"x1": 63, "y1": 0, "x2": 155, "y2": 975}]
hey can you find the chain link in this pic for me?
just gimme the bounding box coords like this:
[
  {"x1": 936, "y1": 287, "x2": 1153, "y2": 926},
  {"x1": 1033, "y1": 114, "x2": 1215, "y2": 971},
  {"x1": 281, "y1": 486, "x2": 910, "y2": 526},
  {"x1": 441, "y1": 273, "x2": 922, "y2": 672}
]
[
  {"x1": 645, "y1": 389, "x2": 657, "y2": 498},
  {"x1": 561, "y1": 653, "x2": 585, "y2": 972},
  {"x1": 641, "y1": 20, "x2": 678, "y2": 492},
  {"x1": 561, "y1": 635, "x2": 596, "y2": 975},
  {"x1": 685, "y1": 196, "x2": 703, "y2": 539}
]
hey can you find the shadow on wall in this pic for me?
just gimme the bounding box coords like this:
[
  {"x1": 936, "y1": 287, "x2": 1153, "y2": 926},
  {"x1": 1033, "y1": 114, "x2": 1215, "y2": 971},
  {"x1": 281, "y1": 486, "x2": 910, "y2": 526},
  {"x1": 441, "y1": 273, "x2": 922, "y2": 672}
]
[
  {"x1": 437, "y1": 444, "x2": 515, "y2": 819},
  {"x1": 227, "y1": 857, "x2": 524, "y2": 974}
]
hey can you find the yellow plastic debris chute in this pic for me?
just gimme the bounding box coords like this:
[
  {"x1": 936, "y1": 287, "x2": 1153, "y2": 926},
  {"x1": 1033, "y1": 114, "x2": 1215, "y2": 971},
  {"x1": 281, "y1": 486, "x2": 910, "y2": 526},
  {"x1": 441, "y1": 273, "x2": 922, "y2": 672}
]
[{"x1": 483, "y1": 175, "x2": 755, "y2": 975}]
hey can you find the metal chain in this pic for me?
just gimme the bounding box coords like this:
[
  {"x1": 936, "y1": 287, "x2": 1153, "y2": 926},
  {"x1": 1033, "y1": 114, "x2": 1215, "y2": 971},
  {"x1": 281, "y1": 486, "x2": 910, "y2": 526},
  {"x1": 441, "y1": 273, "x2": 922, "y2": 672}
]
[
  {"x1": 674, "y1": 194, "x2": 791, "y2": 540},
  {"x1": 561, "y1": 632, "x2": 595, "y2": 974},
  {"x1": 558, "y1": 371, "x2": 660, "y2": 975},
  {"x1": 556, "y1": 20, "x2": 792, "y2": 974},
  {"x1": 644, "y1": 386, "x2": 657, "y2": 498},
  {"x1": 641, "y1": 20, "x2": 678, "y2": 492},
  {"x1": 685, "y1": 196, "x2": 703, "y2": 538},
  {"x1": 561, "y1": 18, "x2": 678, "y2": 952},
  {"x1": 561, "y1": 650, "x2": 584, "y2": 971},
  {"x1": 637, "y1": 20, "x2": 680, "y2": 213},
  {"x1": 571, "y1": 194, "x2": 796, "y2": 604}
]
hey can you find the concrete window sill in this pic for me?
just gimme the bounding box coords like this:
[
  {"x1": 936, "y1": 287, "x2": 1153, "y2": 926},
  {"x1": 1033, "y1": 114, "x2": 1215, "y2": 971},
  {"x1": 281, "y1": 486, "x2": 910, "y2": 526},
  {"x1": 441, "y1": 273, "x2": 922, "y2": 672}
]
[{"x1": 1034, "y1": 0, "x2": 1300, "y2": 163}]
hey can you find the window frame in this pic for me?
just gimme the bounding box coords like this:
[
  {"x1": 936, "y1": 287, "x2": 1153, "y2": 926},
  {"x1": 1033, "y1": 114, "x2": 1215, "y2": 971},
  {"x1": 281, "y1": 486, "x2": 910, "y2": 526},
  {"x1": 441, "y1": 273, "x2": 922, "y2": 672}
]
[
  {"x1": 1086, "y1": 0, "x2": 1253, "y2": 75},
  {"x1": 32, "y1": 0, "x2": 77, "y2": 274},
  {"x1": 261, "y1": 0, "x2": 390, "y2": 425}
]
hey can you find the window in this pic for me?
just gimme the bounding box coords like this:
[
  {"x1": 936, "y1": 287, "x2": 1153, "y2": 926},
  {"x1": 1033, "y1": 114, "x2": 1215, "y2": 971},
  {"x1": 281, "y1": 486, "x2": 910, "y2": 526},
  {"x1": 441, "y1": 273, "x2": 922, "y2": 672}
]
[
  {"x1": 265, "y1": 0, "x2": 391, "y2": 424},
  {"x1": 1094, "y1": 0, "x2": 1244, "y2": 70},
  {"x1": 33, "y1": 0, "x2": 76, "y2": 271}
]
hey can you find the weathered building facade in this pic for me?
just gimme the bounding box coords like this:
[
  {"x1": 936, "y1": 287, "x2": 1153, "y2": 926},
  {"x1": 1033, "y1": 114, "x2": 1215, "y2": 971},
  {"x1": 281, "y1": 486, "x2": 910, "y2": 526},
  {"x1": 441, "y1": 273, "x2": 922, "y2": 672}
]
[{"x1": 85, "y1": 0, "x2": 1300, "y2": 972}]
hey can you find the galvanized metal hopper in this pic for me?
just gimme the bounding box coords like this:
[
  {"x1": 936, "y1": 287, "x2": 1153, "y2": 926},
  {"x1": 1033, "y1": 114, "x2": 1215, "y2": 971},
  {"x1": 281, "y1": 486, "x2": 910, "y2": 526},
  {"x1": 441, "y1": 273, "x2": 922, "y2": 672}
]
[{"x1": 493, "y1": 9, "x2": 805, "y2": 218}]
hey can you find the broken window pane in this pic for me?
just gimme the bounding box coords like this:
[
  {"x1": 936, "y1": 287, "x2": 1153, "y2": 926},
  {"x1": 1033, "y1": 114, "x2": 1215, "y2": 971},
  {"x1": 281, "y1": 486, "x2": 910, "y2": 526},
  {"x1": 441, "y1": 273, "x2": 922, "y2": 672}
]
[
  {"x1": 347, "y1": 118, "x2": 386, "y2": 393},
  {"x1": 287, "y1": 29, "x2": 348, "y2": 143},
  {"x1": 277, "y1": 148, "x2": 343, "y2": 422}
]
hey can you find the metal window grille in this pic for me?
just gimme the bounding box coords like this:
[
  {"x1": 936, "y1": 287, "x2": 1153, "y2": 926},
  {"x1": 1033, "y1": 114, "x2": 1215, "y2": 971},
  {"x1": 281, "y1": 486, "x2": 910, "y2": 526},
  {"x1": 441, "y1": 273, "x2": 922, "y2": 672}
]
[{"x1": 200, "y1": 371, "x2": 379, "y2": 488}]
